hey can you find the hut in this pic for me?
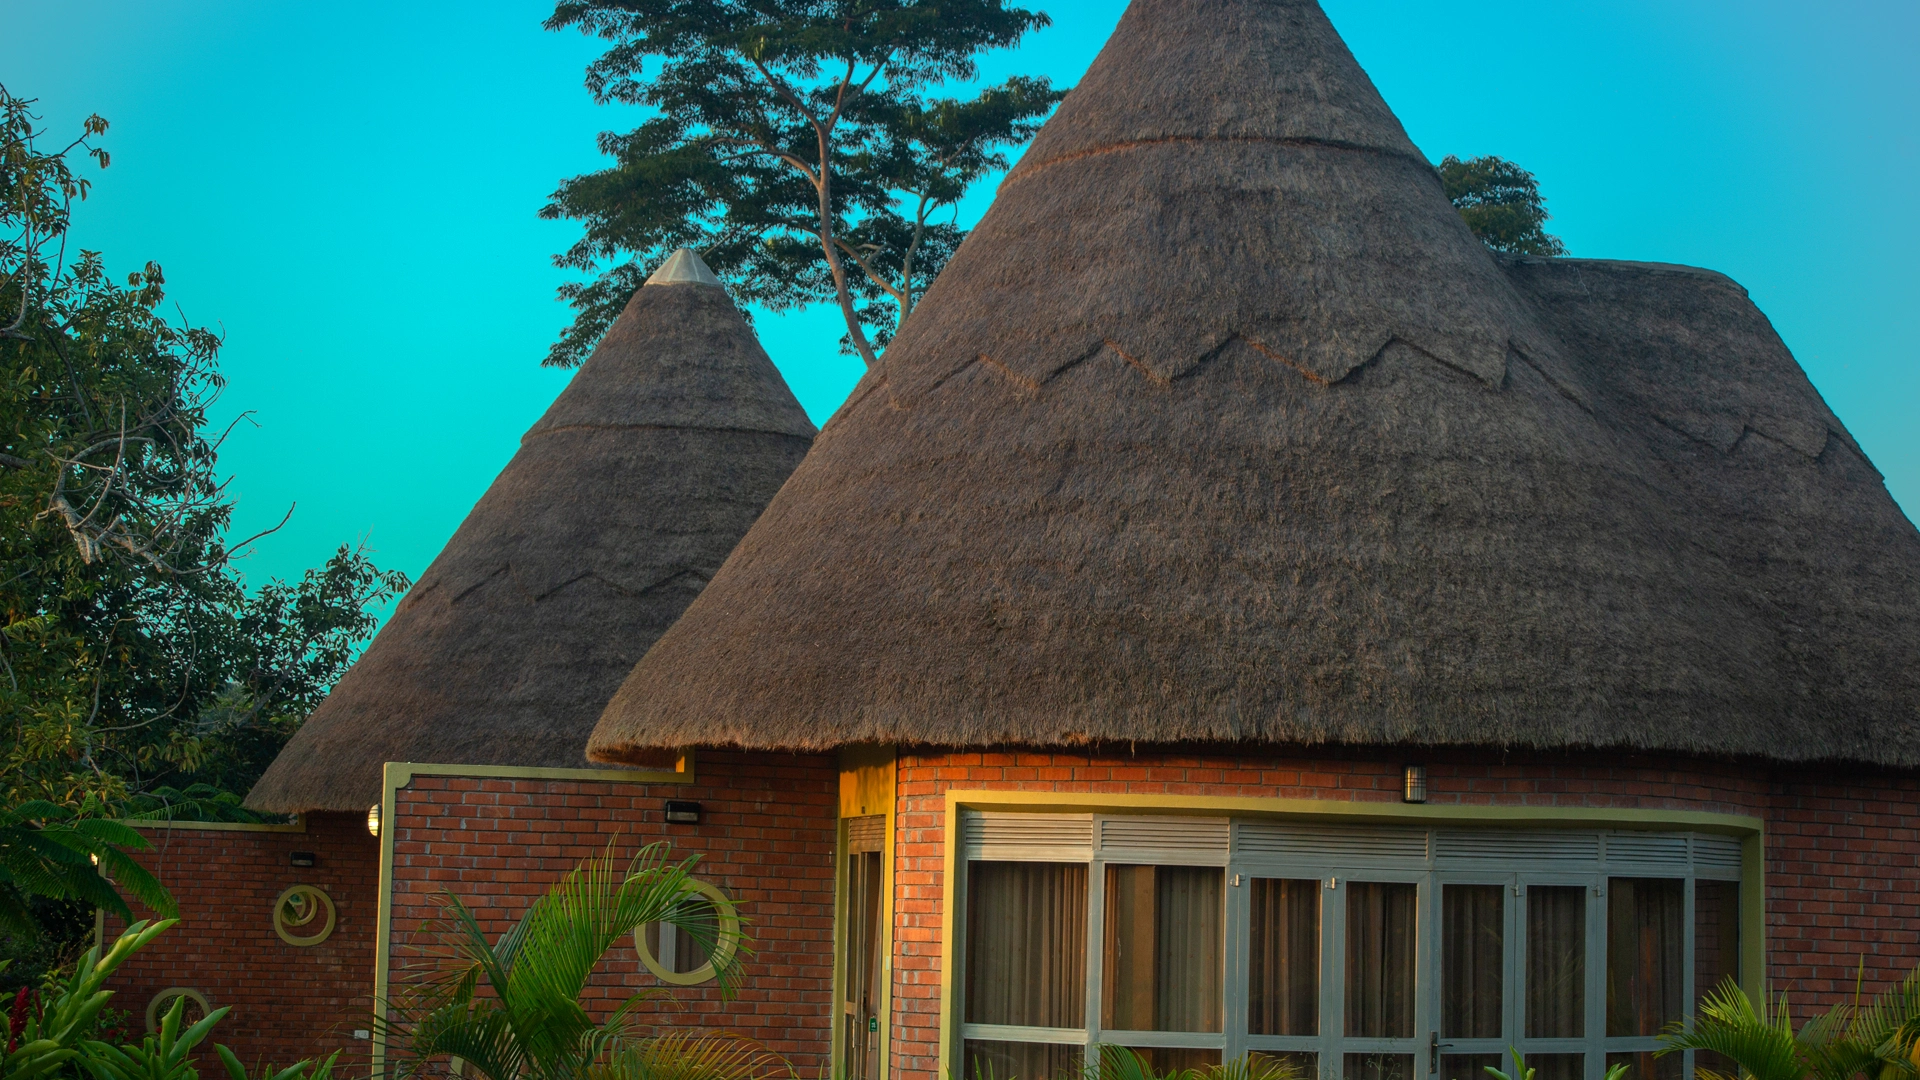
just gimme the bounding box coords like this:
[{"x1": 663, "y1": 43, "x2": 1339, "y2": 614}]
[
  {"x1": 107, "y1": 250, "x2": 825, "y2": 1070},
  {"x1": 585, "y1": 2, "x2": 1920, "y2": 1080}
]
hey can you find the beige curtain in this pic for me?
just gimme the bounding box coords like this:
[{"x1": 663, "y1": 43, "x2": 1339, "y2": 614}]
[
  {"x1": 1102, "y1": 865, "x2": 1224, "y2": 1032},
  {"x1": 966, "y1": 862, "x2": 1087, "y2": 1028},
  {"x1": 1345, "y1": 882, "x2": 1416, "y2": 1038},
  {"x1": 963, "y1": 1040, "x2": 1082, "y2": 1080},
  {"x1": 1249, "y1": 878, "x2": 1319, "y2": 1036},
  {"x1": 1694, "y1": 880, "x2": 1740, "y2": 1006},
  {"x1": 1526, "y1": 886, "x2": 1586, "y2": 1039},
  {"x1": 1606, "y1": 878, "x2": 1683, "y2": 1037},
  {"x1": 1443, "y1": 884, "x2": 1504, "y2": 1039}
]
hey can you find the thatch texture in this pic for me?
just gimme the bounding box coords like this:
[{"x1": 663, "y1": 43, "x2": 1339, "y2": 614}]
[
  {"x1": 588, "y1": 0, "x2": 1920, "y2": 766},
  {"x1": 248, "y1": 268, "x2": 814, "y2": 812}
]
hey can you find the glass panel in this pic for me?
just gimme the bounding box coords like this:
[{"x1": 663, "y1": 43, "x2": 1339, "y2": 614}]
[
  {"x1": 1607, "y1": 878, "x2": 1684, "y2": 1037},
  {"x1": 1694, "y1": 880, "x2": 1741, "y2": 1007},
  {"x1": 1249, "y1": 878, "x2": 1320, "y2": 1036},
  {"x1": 966, "y1": 862, "x2": 1087, "y2": 1027},
  {"x1": 1443, "y1": 884, "x2": 1504, "y2": 1039},
  {"x1": 963, "y1": 1040, "x2": 1082, "y2": 1080},
  {"x1": 844, "y1": 850, "x2": 884, "y2": 1080},
  {"x1": 1606, "y1": 1051, "x2": 1682, "y2": 1080},
  {"x1": 1252, "y1": 1051, "x2": 1318, "y2": 1080},
  {"x1": 1102, "y1": 865, "x2": 1225, "y2": 1032},
  {"x1": 1527, "y1": 886, "x2": 1586, "y2": 1039},
  {"x1": 1345, "y1": 881, "x2": 1417, "y2": 1038},
  {"x1": 643, "y1": 893, "x2": 715, "y2": 973},
  {"x1": 1441, "y1": 1054, "x2": 1502, "y2": 1080},
  {"x1": 1527, "y1": 1055, "x2": 1583, "y2": 1080},
  {"x1": 1122, "y1": 1048, "x2": 1222, "y2": 1072},
  {"x1": 1344, "y1": 1053, "x2": 1414, "y2": 1080}
]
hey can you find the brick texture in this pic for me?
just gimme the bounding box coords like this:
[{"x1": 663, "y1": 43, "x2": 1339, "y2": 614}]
[
  {"x1": 107, "y1": 811, "x2": 380, "y2": 1074},
  {"x1": 384, "y1": 750, "x2": 837, "y2": 1068}
]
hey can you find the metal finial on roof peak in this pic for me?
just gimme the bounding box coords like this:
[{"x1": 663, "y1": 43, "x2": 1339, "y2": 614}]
[{"x1": 645, "y1": 247, "x2": 723, "y2": 287}]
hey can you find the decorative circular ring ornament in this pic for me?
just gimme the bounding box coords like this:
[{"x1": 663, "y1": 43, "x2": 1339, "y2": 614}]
[
  {"x1": 145, "y1": 987, "x2": 211, "y2": 1033},
  {"x1": 635, "y1": 879, "x2": 739, "y2": 986},
  {"x1": 272, "y1": 884, "x2": 337, "y2": 946}
]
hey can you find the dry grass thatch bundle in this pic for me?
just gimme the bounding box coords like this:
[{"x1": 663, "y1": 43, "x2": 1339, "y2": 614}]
[
  {"x1": 248, "y1": 258, "x2": 814, "y2": 813},
  {"x1": 588, "y1": 0, "x2": 1920, "y2": 766}
]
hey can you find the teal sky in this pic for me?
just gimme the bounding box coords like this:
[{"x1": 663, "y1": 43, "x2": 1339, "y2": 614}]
[{"x1": 6, "y1": 1, "x2": 1916, "y2": 603}]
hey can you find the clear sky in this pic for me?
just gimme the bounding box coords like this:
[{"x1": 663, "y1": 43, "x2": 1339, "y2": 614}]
[{"x1": 6, "y1": 1, "x2": 1915, "y2": 604}]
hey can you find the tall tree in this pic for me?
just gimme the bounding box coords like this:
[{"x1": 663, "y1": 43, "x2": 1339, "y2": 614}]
[
  {"x1": 541, "y1": 0, "x2": 1064, "y2": 368},
  {"x1": 1439, "y1": 154, "x2": 1568, "y2": 257},
  {"x1": 1, "y1": 84, "x2": 407, "y2": 973}
]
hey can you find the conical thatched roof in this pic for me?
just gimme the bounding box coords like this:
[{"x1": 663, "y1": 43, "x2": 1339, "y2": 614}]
[
  {"x1": 588, "y1": 0, "x2": 1920, "y2": 767},
  {"x1": 248, "y1": 253, "x2": 814, "y2": 812}
]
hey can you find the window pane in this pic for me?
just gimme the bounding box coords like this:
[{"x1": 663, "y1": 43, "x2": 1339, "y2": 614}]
[
  {"x1": 966, "y1": 862, "x2": 1087, "y2": 1028},
  {"x1": 643, "y1": 895, "x2": 714, "y2": 973},
  {"x1": 1443, "y1": 884, "x2": 1504, "y2": 1039},
  {"x1": 1345, "y1": 881, "x2": 1417, "y2": 1038},
  {"x1": 1344, "y1": 1054, "x2": 1414, "y2": 1080},
  {"x1": 1606, "y1": 1051, "x2": 1682, "y2": 1080},
  {"x1": 1440, "y1": 1054, "x2": 1502, "y2": 1080},
  {"x1": 1695, "y1": 880, "x2": 1741, "y2": 1008},
  {"x1": 1527, "y1": 1055, "x2": 1583, "y2": 1080},
  {"x1": 1527, "y1": 886, "x2": 1585, "y2": 1039},
  {"x1": 964, "y1": 1040, "x2": 1082, "y2": 1080},
  {"x1": 1102, "y1": 865, "x2": 1224, "y2": 1032},
  {"x1": 1122, "y1": 1048, "x2": 1222, "y2": 1072},
  {"x1": 1252, "y1": 1051, "x2": 1318, "y2": 1080},
  {"x1": 1606, "y1": 878, "x2": 1684, "y2": 1037},
  {"x1": 1249, "y1": 878, "x2": 1320, "y2": 1036}
]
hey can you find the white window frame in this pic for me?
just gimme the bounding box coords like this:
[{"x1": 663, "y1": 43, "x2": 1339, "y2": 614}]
[{"x1": 953, "y1": 813, "x2": 1745, "y2": 1080}]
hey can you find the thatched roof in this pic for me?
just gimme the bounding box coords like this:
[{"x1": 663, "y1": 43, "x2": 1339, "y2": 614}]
[
  {"x1": 586, "y1": 0, "x2": 1920, "y2": 768},
  {"x1": 248, "y1": 253, "x2": 814, "y2": 812}
]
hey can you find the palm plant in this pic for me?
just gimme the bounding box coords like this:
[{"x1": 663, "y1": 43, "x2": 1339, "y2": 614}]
[
  {"x1": 385, "y1": 843, "x2": 752, "y2": 1080},
  {"x1": 1084, "y1": 1045, "x2": 1301, "y2": 1080},
  {"x1": 1659, "y1": 971, "x2": 1920, "y2": 1080},
  {"x1": 1481, "y1": 1049, "x2": 1628, "y2": 1080}
]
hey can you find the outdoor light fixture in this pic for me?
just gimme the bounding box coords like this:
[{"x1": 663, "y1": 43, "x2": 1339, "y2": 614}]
[
  {"x1": 1403, "y1": 765, "x2": 1428, "y2": 803},
  {"x1": 663, "y1": 800, "x2": 703, "y2": 825},
  {"x1": 366, "y1": 803, "x2": 381, "y2": 837},
  {"x1": 289, "y1": 851, "x2": 317, "y2": 868}
]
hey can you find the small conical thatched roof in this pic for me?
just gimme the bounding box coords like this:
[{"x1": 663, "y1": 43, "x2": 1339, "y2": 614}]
[
  {"x1": 589, "y1": 0, "x2": 1920, "y2": 767},
  {"x1": 248, "y1": 252, "x2": 814, "y2": 813}
]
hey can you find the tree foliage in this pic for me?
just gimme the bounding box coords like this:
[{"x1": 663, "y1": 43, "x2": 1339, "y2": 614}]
[
  {"x1": 2, "y1": 83, "x2": 408, "y2": 972},
  {"x1": 1439, "y1": 154, "x2": 1568, "y2": 257},
  {"x1": 541, "y1": 0, "x2": 1064, "y2": 368}
]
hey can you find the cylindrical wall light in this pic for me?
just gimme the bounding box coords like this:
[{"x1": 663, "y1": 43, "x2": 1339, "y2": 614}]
[
  {"x1": 1403, "y1": 764, "x2": 1428, "y2": 803},
  {"x1": 366, "y1": 803, "x2": 381, "y2": 837}
]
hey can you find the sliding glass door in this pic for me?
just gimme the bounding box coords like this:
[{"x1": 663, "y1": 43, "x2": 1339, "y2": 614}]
[{"x1": 954, "y1": 816, "x2": 1744, "y2": 1080}]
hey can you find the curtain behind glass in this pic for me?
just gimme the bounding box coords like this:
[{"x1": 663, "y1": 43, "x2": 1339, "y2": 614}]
[
  {"x1": 1443, "y1": 884, "x2": 1503, "y2": 1039},
  {"x1": 1695, "y1": 880, "x2": 1741, "y2": 1006},
  {"x1": 1345, "y1": 881, "x2": 1417, "y2": 1038},
  {"x1": 1103, "y1": 865, "x2": 1224, "y2": 1032},
  {"x1": 1607, "y1": 878, "x2": 1684, "y2": 1037},
  {"x1": 1249, "y1": 878, "x2": 1320, "y2": 1036},
  {"x1": 1527, "y1": 886, "x2": 1585, "y2": 1038},
  {"x1": 967, "y1": 862, "x2": 1087, "y2": 1028},
  {"x1": 964, "y1": 1040, "x2": 1082, "y2": 1080}
]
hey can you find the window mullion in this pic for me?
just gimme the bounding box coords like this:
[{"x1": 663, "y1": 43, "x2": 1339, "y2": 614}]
[
  {"x1": 1585, "y1": 878, "x2": 1607, "y2": 1080},
  {"x1": 1324, "y1": 874, "x2": 1344, "y2": 1078},
  {"x1": 1086, "y1": 856, "x2": 1107, "y2": 1070}
]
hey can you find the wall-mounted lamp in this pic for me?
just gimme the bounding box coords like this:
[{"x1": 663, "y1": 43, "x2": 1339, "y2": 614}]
[
  {"x1": 1403, "y1": 765, "x2": 1428, "y2": 804},
  {"x1": 366, "y1": 803, "x2": 381, "y2": 837},
  {"x1": 664, "y1": 800, "x2": 703, "y2": 825},
  {"x1": 289, "y1": 851, "x2": 317, "y2": 868}
]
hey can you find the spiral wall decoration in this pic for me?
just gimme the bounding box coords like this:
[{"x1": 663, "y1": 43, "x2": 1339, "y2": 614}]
[
  {"x1": 272, "y1": 884, "x2": 337, "y2": 946},
  {"x1": 145, "y1": 987, "x2": 211, "y2": 1032}
]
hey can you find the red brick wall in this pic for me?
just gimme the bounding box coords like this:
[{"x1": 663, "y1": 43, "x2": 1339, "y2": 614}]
[
  {"x1": 108, "y1": 811, "x2": 379, "y2": 1074},
  {"x1": 887, "y1": 748, "x2": 1920, "y2": 1080},
  {"x1": 384, "y1": 751, "x2": 837, "y2": 1068}
]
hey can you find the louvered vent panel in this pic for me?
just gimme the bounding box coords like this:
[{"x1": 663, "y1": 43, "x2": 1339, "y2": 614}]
[
  {"x1": 1605, "y1": 832, "x2": 1690, "y2": 867},
  {"x1": 1098, "y1": 817, "x2": 1230, "y2": 858},
  {"x1": 1235, "y1": 822, "x2": 1429, "y2": 861},
  {"x1": 962, "y1": 812, "x2": 1094, "y2": 860},
  {"x1": 1692, "y1": 834, "x2": 1744, "y2": 870},
  {"x1": 1435, "y1": 830, "x2": 1600, "y2": 863},
  {"x1": 846, "y1": 815, "x2": 885, "y2": 853}
]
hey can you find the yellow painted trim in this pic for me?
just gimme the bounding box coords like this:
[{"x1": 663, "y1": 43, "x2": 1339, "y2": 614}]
[
  {"x1": 932, "y1": 788, "x2": 1767, "y2": 1076},
  {"x1": 145, "y1": 987, "x2": 211, "y2": 1033},
  {"x1": 833, "y1": 745, "x2": 897, "y2": 1080},
  {"x1": 273, "y1": 885, "x2": 338, "y2": 946},
  {"x1": 126, "y1": 815, "x2": 306, "y2": 833},
  {"x1": 634, "y1": 878, "x2": 740, "y2": 985},
  {"x1": 369, "y1": 754, "x2": 695, "y2": 1078}
]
